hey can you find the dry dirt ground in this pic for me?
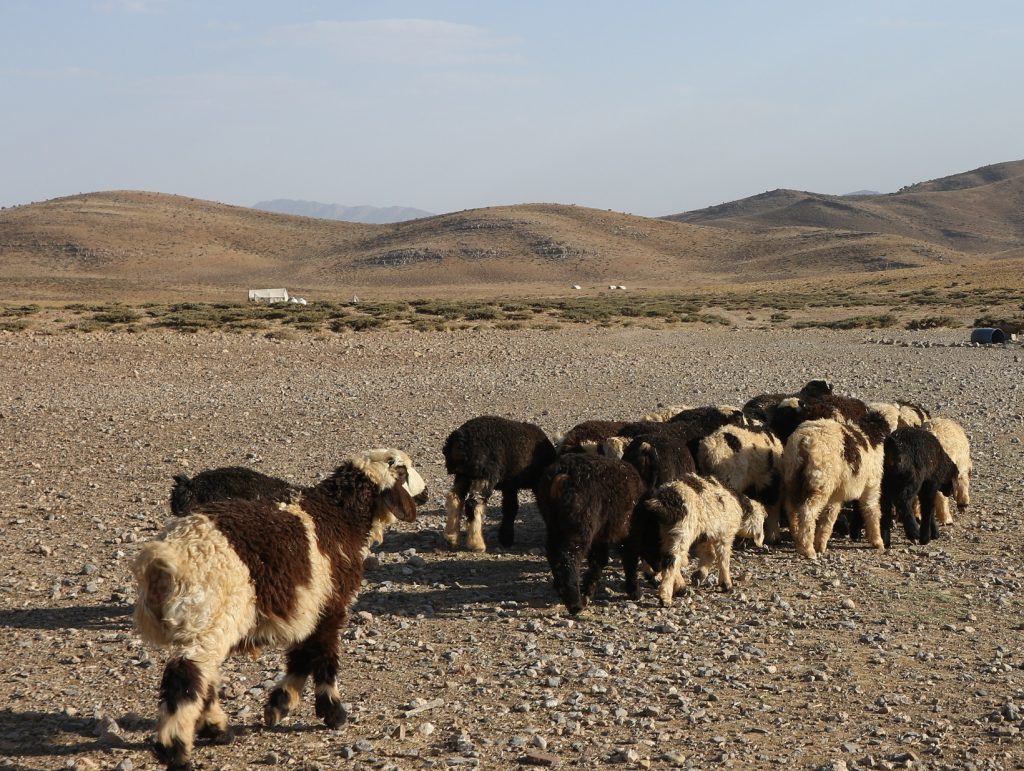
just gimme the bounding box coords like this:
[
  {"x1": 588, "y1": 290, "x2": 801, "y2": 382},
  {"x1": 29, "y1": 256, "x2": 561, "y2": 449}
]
[{"x1": 1, "y1": 326, "x2": 1022, "y2": 771}]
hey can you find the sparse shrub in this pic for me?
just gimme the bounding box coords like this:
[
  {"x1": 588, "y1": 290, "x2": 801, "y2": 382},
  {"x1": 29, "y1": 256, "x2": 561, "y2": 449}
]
[
  {"x1": 906, "y1": 316, "x2": 959, "y2": 331},
  {"x1": 770, "y1": 312, "x2": 791, "y2": 322},
  {"x1": 93, "y1": 308, "x2": 141, "y2": 324},
  {"x1": 0, "y1": 319, "x2": 30, "y2": 332}
]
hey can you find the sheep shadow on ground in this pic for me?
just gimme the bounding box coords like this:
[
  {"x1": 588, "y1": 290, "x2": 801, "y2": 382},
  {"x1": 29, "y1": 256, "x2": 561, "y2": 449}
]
[
  {"x1": 0, "y1": 708, "x2": 150, "y2": 761},
  {"x1": 0, "y1": 603, "x2": 131, "y2": 631}
]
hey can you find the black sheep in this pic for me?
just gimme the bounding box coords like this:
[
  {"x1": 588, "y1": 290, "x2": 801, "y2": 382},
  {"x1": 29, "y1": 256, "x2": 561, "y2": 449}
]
[
  {"x1": 743, "y1": 380, "x2": 833, "y2": 423},
  {"x1": 170, "y1": 466, "x2": 295, "y2": 516},
  {"x1": 881, "y1": 427, "x2": 959, "y2": 547},
  {"x1": 621, "y1": 432, "x2": 697, "y2": 490},
  {"x1": 557, "y1": 419, "x2": 630, "y2": 454},
  {"x1": 534, "y1": 453, "x2": 645, "y2": 614},
  {"x1": 443, "y1": 415, "x2": 556, "y2": 552}
]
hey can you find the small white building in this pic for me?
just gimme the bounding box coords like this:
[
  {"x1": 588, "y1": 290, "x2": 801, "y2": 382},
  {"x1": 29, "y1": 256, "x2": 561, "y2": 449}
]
[{"x1": 248, "y1": 288, "x2": 289, "y2": 304}]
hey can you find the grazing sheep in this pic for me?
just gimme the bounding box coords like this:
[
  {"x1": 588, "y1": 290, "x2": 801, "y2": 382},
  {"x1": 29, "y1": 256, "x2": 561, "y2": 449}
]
[
  {"x1": 924, "y1": 417, "x2": 972, "y2": 524},
  {"x1": 534, "y1": 453, "x2": 645, "y2": 615},
  {"x1": 867, "y1": 401, "x2": 932, "y2": 433},
  {"x1": 698, "y1": 424, "x2": 784, "y2": 543},
  {"x1": 604, "y1": 405, "x2": 749, "y2": 461},
  {"x1": 897, "y1": 401, "x2": 930, "y2": 428},
  {"x1": 169, "y1": 452, "x2": 427, "y2": 548},
  {"x1": 641, "y1": 404, "x2": 691, "y2": 422},
  {"x1": 443, "y1": 416, "x2": 556, "y2": 552},
  {"x1": 768, "y1": 392, "x2": 870, "y2": 444},
  {"x1": 620, "y1": 431, "x2": 697, "y2": 489},
  {"x1": 556, "y1": 419, "x2": 629, "y2": 455},
  {"x1": 640, "y1": 474, "x2": 766, "y2": 605},
  {"x1": 880, "y1": 427, "x2": 959, "y2": 547},
  {"x1": 782, "y1": 412, "x2": 891, "y2": 559},
  {"x1": 133, "y1": 449, "x2": 419, "y2": 770},
  {"x1": 170, "y1": 467, "x2": 294, "y2": 517},
  {"x1": 743, "y1": 380, "x2": 833, "y2": 423}
]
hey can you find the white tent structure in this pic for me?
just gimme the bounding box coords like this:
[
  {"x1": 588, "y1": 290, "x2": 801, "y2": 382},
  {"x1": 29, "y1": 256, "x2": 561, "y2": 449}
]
[{"x1": 248, "y1": 288, "x2": 289, "y2": 304}]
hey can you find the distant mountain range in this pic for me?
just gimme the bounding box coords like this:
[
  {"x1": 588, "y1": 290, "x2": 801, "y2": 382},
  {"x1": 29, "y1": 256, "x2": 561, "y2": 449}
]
[
  {"x1": 252, "y1": 199, "x2": 433, "y2": 224},
  {"x1": 663, "y1": 159, "x2": 1024, "y2": 256}
]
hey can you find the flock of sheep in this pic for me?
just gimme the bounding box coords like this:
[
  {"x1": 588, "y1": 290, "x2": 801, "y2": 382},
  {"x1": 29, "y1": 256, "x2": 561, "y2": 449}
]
[{"x1": 132, "y1": 381, "x2": 971, "y2": 769}]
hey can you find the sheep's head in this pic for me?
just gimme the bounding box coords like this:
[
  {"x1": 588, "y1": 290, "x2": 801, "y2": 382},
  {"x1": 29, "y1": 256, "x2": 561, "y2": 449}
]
[
  {"x1": 798, "y1": 380, "x2": 833, "y2": 399},
  {"x1": 739, "y1": 498, "x2": 767, "y2": 547},
  {"x1": 714, "y1": 405, "x2": 748, "y2": 427},
  {"x1": 366, "y1": 448, "x2": 428, "y2": 505},
  {"x1": 352, "y1": 449, "x2": 420, "y2": 524}
]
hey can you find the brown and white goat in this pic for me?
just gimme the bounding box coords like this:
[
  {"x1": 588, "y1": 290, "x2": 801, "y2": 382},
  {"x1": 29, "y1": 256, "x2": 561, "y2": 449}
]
[
  {"x1": 133, "y1": 449, "x2": 418, "y2": 770},
  {"x1": 642, "y1": 474, "x2": 766, "y2": 605}
]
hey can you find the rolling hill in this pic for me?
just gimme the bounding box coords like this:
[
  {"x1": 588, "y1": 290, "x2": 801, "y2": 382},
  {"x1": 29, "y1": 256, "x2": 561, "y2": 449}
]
[
  {"x1": 664, "y1": 160, "x2": 1024, "y2": 257},
  {"x1": 2, "y1": 160, "x2": 1023, "y2": 303}
]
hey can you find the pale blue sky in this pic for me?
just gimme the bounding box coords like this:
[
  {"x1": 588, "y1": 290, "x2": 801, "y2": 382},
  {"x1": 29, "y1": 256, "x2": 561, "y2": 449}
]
[{"x1": 2, "y1": 1, "x2": 1022, "y2": 215}]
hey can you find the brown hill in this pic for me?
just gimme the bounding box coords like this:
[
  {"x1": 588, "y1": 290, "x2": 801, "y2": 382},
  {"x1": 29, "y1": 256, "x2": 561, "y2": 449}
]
[
  {"x1": 0, "y1": 184, "x2": 997, "y2": 303},
  {"x1": 665, "y1": 160, "x2": 1024, "y2": 256}
]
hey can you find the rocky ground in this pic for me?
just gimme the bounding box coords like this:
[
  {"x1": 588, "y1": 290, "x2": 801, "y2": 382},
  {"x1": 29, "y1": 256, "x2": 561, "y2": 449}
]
[{"x1": 0, "y1": 326, "x2": 1022, "y2": 771}]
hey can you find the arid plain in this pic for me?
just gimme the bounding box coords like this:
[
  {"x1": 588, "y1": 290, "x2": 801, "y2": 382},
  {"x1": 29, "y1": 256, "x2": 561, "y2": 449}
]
[{"x1": 1, "y1": 161, "x2": 1024, "y2": 770}]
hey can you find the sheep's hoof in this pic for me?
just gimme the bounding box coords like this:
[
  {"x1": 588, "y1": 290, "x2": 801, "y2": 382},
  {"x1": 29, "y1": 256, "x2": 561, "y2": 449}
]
[
  {"x1": 498, "y1": 526, "x2": 515, "y2": 548},
  {"x1": 315, "y1": 693, "x2": 348, "y2": 729},
  {"x1": 264, "y1": 689, "x2": 292, "y2": 728},
  {"x1": 197, "y1": 723, "x2": 232, "y2": 744},
  {"x1": 466, "y1": 537, "x2": 487, "y2": 553},
  {"x1": 720, "y1": 583, "x2": 733, "y2": 593},
  {"x1": 153, "y1": 738, "x2": 191, "y2": 770},
  {"x1": 444, "y1": 534, "x2": 461, "y2": 550}
]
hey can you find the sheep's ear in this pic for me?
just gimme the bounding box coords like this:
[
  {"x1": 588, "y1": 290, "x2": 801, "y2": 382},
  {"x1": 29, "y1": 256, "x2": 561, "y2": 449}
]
[{"x1": 384, "y1": 483, "x2": 417, "y2": 522}]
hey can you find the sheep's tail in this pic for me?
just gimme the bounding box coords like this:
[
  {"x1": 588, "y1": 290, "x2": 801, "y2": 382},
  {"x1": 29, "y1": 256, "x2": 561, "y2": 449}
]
[{"x1": 132, "y1": 545, "x2": 178, "y2": 647}]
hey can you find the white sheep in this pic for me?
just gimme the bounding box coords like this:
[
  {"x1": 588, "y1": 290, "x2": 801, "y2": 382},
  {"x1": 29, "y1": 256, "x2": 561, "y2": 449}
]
[
  {"x1": 698, "y1": 424, "x2": 784, "y2": 543},
  {"x1": 923, "y1": 417, "x2": 972, "y2": 524},
  {"x1": 641, "y1": 473, "x2": 766, "y2": 605},
  {"x1": 782, "y1": 414, "x2": 891, "y2": 559}
]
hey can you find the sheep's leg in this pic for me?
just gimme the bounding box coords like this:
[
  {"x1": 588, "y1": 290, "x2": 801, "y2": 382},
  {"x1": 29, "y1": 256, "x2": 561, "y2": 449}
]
[
  {"x1": 714, "y1": 539, "x2": 734, "y2": 592},
  {"x1": 764, "y1": 502, "x2": 782, "y2": 545},
  {"x1": 498, "y1": 486, "x2": 520, "y2": 547},
  {"x1": 268, "y1": 613, "x2": 348, "y2": 730},
  {"x1": 464, "y1": 479, "x2": 492, "y2": 553},
  {"x1": 858, "y1": 487, "x2": 886, "y2": 551},
  {"x1": 195, "y1": 681, "x2": 230, "y2": 744},
  {"x1": 790, "y1": 501, "x2": 821, "y2": 560},
  {"x1": 154, "y1": 655, "x2": 216, "y2": 770},
  {"x1": 892, "y1": 488, "x2": 919, "y2": 544},
  {"x1": 580, "y1": 543, "x2": 609, "y2": 602},
  {"x1": 620, "y1": 542, "x2": 642, "y2": 601},
  {"x1": 917, "y1": 482, "x2": 938, "y2": 546},
  {"x1": 264, "y1": 672, "x2": 308, "y2": 728},
  {"x1": 846, "y1": 502, "x2": 865, "y2": 541},
  {"x1": 691, "y1": 539, "x2": 715, "y2": 587},
  {"x1": 658, "y1": 552, "x2": 682, "y2": 606},
  {"x1": 813, "y1": 502, "x2": 842, "y2": 556},
  {"x1": 444, "y1": 478, "x2": 468, "y2": 549},
  {"x1": 934, "y1": 491, "x2": 953, "y2": 526}
]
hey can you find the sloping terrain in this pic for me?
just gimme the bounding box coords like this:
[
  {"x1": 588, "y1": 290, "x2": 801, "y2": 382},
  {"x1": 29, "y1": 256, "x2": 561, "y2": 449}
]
[
  {"x1": 0, "y1": 191, "x2": 968, "y2": 303},
  {"x1": 665, "y1": 160, "x2": 1024, "y2": 256}
]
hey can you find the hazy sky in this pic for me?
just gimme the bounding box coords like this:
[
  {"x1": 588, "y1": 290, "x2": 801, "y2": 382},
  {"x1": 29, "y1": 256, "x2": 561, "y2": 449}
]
[{"x1": 2, "y1": 1, "x2": 1022, "y2": 215}]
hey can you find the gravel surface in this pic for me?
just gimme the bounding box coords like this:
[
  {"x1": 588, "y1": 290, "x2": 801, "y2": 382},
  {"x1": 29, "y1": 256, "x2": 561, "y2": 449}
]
[{"x1": 1, "y1": 326, "x2": 1022, "y2": 770}]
